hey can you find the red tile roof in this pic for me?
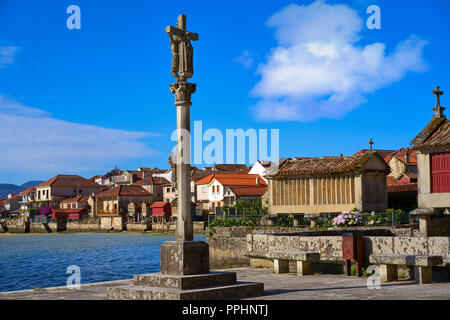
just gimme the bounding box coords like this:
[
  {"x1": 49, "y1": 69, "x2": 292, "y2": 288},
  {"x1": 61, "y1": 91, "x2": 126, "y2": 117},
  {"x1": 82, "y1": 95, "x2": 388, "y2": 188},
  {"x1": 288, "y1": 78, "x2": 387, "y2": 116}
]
[
  {"x1": 60, "y1": 195, "x2": 90, "y2": 203},
  {"x1": 132, "y1": 176, "x2": 171, "y2": 186},
  {"x1": 19, "y1": 186, "x2": 36, "y2": 196},
  {"x1": 195, "y1": 173, "x2": 266, "y2": 186},
  {"x1": 386, "y1": 176, "x2": 400, "y2": 186},
  {"x1": 385, "y1": 148, "x2": 417, "y2": 166},
  {"x1": 275, "y1": 151, "x2": 389, "y2": 177},
  {"x1": 150, "y1": 201, "x2": 170, "y2": 208},
  {"x1": 36, "y1": 175, "x2": 101, "y2": 188},
  {"x1": 96, "y1": 185, "x2": 152, "y2": 198},
  {"x1": 229, "y1": 186, "x2": 267, "y2": 196},
  {"x1": 387, "y1": 183, "x2": 418, "y2": 193}
]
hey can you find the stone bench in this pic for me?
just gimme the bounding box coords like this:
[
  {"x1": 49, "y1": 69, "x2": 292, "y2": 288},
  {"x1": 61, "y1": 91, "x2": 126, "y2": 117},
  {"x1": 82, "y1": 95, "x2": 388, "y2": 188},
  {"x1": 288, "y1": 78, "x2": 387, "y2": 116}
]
[
  {"x1": 369, "y1": 253, "x2": 443, "y2": 284},
  {"x1": 266, "y1": 251, "x2": 320, "y2": 276}
]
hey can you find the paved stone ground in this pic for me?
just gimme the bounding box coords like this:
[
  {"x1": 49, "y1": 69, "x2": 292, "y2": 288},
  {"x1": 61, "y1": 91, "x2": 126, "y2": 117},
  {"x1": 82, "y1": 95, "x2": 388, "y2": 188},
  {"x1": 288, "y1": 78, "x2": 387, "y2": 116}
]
[{"x1": 1, "y1": 267, "x2": 449, "y2": 300}]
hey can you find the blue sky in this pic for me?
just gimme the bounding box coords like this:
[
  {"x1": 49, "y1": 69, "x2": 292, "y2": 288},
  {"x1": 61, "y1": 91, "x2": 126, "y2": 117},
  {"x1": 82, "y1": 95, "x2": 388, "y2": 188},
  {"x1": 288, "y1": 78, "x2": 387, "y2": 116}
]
[{"x1": 0, "y1": 0, "x2": 449, "y2": 185}]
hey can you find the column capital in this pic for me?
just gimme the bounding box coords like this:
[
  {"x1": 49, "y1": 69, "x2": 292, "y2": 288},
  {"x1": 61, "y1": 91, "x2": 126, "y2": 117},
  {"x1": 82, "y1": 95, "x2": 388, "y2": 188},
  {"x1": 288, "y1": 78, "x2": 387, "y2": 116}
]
[{"x1": 170, "y1": 81, "x2": 196, "y2": 106}]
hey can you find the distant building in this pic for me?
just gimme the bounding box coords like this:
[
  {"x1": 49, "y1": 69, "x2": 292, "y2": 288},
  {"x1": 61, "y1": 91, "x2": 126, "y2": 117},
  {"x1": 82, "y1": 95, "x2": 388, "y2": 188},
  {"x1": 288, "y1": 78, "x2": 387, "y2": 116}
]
[
  {"x1": 195, "y1": 173, "x2": 267, "y2": 212},
  {"x1": 266, "y1": 151, "x2": 390, "y2": 215},
  {"x1": 132, "y1": 175, "x2": 170, "y2": 202},
  {"x1": 223, "y1": 186, "x2": 267, "y2": 206},
  {"x1": 95, "y1": 185, "x2": 153, "y2": 230},
  {"x1": 35, "y1": 175, "x2": 102, "y2": 208},
  {"x1": 4, "y1": 193, "x2": 21, "y2": 216},
  {"x1": 93, "y1": 167, "x2": 123, "y2": 186},
  {"x1": 60, "y1": 195, "x2": 95, "y2": 217}
]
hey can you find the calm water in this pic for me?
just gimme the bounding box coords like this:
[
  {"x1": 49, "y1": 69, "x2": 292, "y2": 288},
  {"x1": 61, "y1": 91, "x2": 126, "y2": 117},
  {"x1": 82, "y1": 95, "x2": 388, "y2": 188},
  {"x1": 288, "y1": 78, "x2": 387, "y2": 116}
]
[{"x1": 0, "y1": 233, "x2": 205, "y2": 292}]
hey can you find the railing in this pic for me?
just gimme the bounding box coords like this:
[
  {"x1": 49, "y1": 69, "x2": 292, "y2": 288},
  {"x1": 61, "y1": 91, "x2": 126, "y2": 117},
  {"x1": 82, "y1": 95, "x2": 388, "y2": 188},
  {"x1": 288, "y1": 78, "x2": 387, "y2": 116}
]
[
  {"x1": 208, "y1": 211, "x2": 414, "y2": 228},
  {"x1": 96, "y1": 209, "x2": 118, "y2": 215}
]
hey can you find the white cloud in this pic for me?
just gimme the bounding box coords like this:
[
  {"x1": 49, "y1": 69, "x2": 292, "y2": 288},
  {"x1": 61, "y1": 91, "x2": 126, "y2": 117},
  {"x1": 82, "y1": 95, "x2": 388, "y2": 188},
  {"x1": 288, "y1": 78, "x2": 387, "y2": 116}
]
[
  {"x1": 234, "y1": 50, "x2": 256, "y2": 69},
  {"x1": 0, "y1": 46, "x2": 19, "y2": 67},
  {"x1": 0, "y1": 95, "x2": 159, "y2": 173},
  {"x1": 252, "y1": 1, "x2": 427, "y2": 122}
]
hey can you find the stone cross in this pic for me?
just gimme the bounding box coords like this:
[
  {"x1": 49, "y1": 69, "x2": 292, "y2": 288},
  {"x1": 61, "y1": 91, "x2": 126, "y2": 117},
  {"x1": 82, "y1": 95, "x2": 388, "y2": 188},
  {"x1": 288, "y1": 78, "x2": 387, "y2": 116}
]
[
  {"x1": 166, "y1": 14, "x2": 198, "y2": 242},
  {"x1": 368, "y1": 138, "x2": 374, "y2": 151},
  {"x1": 432, "y1": 86, "x2": 445, "y2": 118},
  {"x1": 166, "y1": 15, "x2": 199, "y2": 82}
]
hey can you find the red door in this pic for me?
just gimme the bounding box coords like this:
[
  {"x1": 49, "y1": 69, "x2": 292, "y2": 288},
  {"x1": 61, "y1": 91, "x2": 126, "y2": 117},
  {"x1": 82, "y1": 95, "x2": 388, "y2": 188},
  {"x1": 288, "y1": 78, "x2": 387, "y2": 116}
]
[{"x1": 431, "y1": 152, "x2": 450, "y2": 193}]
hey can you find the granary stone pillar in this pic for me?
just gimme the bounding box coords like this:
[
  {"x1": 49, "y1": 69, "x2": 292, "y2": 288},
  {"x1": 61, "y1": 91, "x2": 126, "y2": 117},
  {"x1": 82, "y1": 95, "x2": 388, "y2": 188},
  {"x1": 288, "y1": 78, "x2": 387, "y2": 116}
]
[{"x1": 410, "y1": 208, "x2": 435, "y2": 237}]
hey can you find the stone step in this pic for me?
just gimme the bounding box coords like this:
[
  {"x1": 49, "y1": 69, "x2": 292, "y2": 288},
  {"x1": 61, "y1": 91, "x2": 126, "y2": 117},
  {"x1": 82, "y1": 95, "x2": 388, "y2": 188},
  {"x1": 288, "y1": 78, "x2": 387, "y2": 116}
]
[
  {"x1": 133, "y1": 271, "x2": 237, "y2": 290},
  {"x1": 106, "y1": 281, "x2": 264, "y2": 300}
]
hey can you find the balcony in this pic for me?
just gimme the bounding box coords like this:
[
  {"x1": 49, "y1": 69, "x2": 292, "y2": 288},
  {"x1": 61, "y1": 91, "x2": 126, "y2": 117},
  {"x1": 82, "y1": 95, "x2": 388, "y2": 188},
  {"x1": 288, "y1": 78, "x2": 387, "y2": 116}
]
[{"x1": 96, "y1": 209, "x2": 118, "y2": 216}]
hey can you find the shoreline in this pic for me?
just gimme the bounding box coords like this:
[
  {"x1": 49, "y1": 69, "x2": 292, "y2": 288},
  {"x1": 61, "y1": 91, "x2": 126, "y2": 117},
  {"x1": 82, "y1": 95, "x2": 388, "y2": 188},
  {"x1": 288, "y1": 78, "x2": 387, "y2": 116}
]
[{"x1": 0, "y1": 231, "x2": 205, "y2": 236}]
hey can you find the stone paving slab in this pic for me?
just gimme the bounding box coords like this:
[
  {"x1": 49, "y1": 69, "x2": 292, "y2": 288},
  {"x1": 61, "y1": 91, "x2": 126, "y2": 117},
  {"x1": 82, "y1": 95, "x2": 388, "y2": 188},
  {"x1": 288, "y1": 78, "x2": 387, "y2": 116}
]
[{"x1": 1, "y1": 268, "x2": 449, "y2": 300}]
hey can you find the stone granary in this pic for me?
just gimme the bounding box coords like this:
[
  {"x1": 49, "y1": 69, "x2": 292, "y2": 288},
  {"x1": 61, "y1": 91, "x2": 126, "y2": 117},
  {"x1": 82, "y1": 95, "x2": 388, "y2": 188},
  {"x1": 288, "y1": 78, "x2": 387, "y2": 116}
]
[
  {"x1": 266, "y1": 151, "x2": 390, "y2": 221},
  {"x1": 410, "y1": 86, "x2": 450, "y2": 236}
]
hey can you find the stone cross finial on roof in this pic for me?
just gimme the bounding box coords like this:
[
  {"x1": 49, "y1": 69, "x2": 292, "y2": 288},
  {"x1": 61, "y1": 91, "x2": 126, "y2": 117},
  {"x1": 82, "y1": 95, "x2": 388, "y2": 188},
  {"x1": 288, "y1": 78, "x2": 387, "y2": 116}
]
[
  {"x1": 368, "y1": 138, "x2": 374, "y2": 151},
  {"x1": 432, "y1": 86, "x2": 445, "y2": 118}
]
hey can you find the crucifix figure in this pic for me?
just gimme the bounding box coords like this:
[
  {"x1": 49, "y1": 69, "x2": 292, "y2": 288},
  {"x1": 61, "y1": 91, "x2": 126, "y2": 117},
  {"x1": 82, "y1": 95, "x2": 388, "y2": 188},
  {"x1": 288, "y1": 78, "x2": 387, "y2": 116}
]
[
  {"x1": 432, "y1": 86, "x2": 445, "y2": 118},
  {"x1": 368, "y1": 138, "x2": 374, "y2": 151},
  {"x1": 166, "y1": 15, "x2": 199, "y2": 82}
]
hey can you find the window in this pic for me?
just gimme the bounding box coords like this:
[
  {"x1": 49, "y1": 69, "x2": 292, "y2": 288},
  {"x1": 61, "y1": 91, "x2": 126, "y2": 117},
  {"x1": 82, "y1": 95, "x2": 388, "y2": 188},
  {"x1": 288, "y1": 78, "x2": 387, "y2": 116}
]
[
  {"x1": 212, "y1": 186, "x2": 215, "y2": 193},
  {"x1": 202, "y1": 187, "x2": 206, "y2": 193},
  {"x1": 217, "y1": 185, "x2": 220, "y2": 193},
  {"x1": 166, "y1": 187, "x2": 171, "y2": 193}
]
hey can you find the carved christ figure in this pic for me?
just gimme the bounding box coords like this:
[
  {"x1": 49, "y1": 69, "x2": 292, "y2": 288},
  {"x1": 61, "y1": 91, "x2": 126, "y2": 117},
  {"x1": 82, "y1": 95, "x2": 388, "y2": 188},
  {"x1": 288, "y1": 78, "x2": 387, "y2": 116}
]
[
  {"x1": 168, "y1": 34, "x2": 180, "y2": 80},
  {"x1": 166, "y1": 15, "x2": 198, "y2": 81}
]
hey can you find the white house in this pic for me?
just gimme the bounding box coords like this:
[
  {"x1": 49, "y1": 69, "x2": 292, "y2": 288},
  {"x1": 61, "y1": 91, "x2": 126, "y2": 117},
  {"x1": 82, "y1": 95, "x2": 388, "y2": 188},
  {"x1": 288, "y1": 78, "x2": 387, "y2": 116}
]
[
  {"x1": 195, "y1": 173, "x2": 267, "y2": 212},
  {"x1": 249, "y1": 161, "x2": 278, "y2": 183}
]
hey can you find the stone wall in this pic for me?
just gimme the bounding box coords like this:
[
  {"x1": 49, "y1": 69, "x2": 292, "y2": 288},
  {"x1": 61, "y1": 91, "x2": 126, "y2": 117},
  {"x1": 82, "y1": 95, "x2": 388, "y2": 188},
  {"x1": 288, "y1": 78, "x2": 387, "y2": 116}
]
[
  {"x1": 248, "y1": 233, "x2": 450, "y2": 266},
  {"x1": 207, "y1": 226, "x2": 450, "y2": 269},
  {"x1": 126, "y1": 223, "x2": 150, "y2": 232},
  {"x1": 66, "y1": 222, "x2": 102, "y2": 233},
  {"x1": 429, "y1": 215, "x2": 450, "y2": 236}
]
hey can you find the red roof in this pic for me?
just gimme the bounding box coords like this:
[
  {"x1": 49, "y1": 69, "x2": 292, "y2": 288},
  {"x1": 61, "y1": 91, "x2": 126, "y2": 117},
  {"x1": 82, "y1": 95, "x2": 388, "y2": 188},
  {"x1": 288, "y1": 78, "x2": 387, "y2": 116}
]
[
  {"x1": 36, "y1": 175, "x2": 101, "y2": 188},
  {"x1": 60, "y1": 195, "x2": 90, "y2": 203},
  {"x1": 96, "y1": 185, "x2": 152, "y2": 198},
  {"x1": 150, "y1": 201, "x2": 170, "y2": 208},
  {"x1": 132, "y1": 176, "x2": 171, "y2": 186},
  {"x1": 385, "y1": 148, "x2": 417, "y2": 166},
  {"x1": 19, "y1": 186, "x2": 36, "y2": 196},
  {"x1": 195, "y1": 173, "x2": 266, "y2": 186},
  {"x1": 229, "y1": 186, "x2": 267, "y2": 196},
  {"x1": 387, "y1": 183, "x2": 418, "y2": 193}
]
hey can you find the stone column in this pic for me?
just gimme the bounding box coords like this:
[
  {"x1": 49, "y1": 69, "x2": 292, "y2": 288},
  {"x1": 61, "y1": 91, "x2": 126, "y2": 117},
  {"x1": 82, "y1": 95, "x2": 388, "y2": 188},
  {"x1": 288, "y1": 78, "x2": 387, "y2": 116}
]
[
  {"x1": 305, "y1": 214, "x2": 319, "y2": 228},
  {"x1": 410, "y1": 208, "x2": 435, "y2": 237},
  {"x1": 159, "y1": 80, "x2": 210, "y2": 276}
]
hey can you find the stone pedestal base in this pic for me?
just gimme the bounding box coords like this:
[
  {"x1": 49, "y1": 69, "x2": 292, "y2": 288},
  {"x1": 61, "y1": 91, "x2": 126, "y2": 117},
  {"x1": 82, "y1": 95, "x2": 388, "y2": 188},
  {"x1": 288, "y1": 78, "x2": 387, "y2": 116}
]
[
  {"x1": 106, "y1": 240, "x2": 264, "y2": 300},
  {"x1": 107, "y1": 279, "x2": 264, "y2": 300},
  {"x1": 160, "y1": 241, "x2": 209, "y2": 275}
]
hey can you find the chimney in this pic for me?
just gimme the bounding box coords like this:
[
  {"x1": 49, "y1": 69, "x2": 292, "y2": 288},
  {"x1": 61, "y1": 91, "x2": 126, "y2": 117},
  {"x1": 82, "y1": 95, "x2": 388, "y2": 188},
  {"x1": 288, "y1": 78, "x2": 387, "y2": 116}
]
[{"x1": 405, "y1": 149, "x2": 410, "y2": 165}]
